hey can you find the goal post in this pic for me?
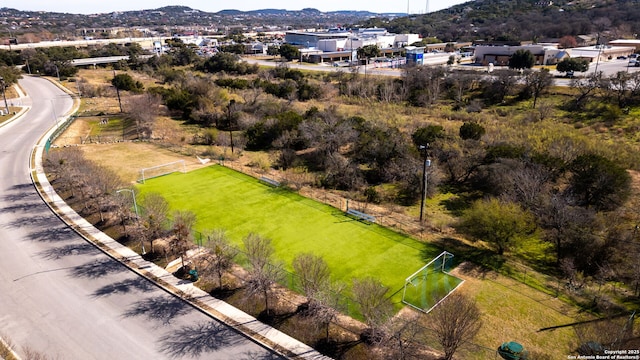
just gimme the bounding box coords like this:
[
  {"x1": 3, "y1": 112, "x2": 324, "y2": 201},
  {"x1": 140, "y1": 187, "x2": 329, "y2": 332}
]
[
  {"x1": 138, "y1": 160, "x2": 186, "y2": 184},
  {"x1": 402, "y1": 251, "x2": 464, "y2": 313}
]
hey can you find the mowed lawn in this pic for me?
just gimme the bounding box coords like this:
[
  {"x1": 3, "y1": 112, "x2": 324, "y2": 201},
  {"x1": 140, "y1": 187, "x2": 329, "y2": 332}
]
[
  {"x1": 138, "y1": 165, "x2": 444, "y2": 304},
  {"x1": 403, "y1": 272, "x2": 464, "y2": 311}
]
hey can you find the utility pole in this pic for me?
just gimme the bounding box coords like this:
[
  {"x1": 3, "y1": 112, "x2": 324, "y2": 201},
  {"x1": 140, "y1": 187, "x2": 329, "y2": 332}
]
[
  {"x1": 0, "y1": 77, "x2": 8, "y2": 115},
  {"x1": 113, "y1": 70, "x2": 123, "y2": 113},
  {"x1": 419, "y1": 144, "x2": 431, "y2": 223}
]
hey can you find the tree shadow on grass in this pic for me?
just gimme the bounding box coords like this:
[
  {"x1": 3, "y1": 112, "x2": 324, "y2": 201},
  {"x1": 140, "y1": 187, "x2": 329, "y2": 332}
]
[
  {"x1": 68, "y1": 257, "x2": 127, "y2": 279},
  {"x1": 257, "y1": 308, "x2": 299, "y2": 328},
  {"x1": 122, "y1": 296, "x2": 192, "y2": 325},
  {"x1": 209, "y1": 286, "x2": 239, "y2": 301},
  {"x1": 428, "y1": 237, "x2": 505, "y2": 272},
  {"x1": 92, "y1": 277, "x2": 154, "y2": 298},
  {"x1": 315, "y1": 338, "x2": 363, "y2": 359}
]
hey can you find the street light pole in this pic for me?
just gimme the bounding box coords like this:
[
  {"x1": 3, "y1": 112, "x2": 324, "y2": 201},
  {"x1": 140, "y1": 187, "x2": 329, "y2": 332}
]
[
  {"x1": 117, "y1": 188, "x2": 143, "y2": 254},
  {"x1": 116, "y1": 189, "x2": 139, "y2": 218},
  {"x1": 419, "y1": 144, "x2": 431, "y2": 223}
]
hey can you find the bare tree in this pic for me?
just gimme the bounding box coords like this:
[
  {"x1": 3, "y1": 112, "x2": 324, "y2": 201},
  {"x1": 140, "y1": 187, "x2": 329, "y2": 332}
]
[
  {"x1": 433, "y1": 138, "x2": 485, "y2": 185},
  {"x1": 200, "y1": 229, "x2": 237, "y2": 289},
  {"x1": 292, "y1": 253, "x2": 331, "y2": 301},
  {"x1": 378, "y1": 78, "x2": 399, "y2": 103},
  {"x1": 243, "y1": 233, "x2": 283, "y2": 317},
  {"x1": 480, "y1": 69, "x2": 518, "y2": 105},
  {"x1": 352, "y1": 277, "x2": 394, "y2": 342},
  {"x1": 292, "y1": 253, "x2": 344, "y2": 341},
  {"x1": 244, "y1": 233, "x2": 274, "y2": 271},
  {"x1": 522, "y1": 68, "x2": 553, "y2": 108},
  {"x1": 380, "y1": 312, "x2": 425, "y2": 360},
  {"x1": 139, "y1": 192, "x2": 170, "y2": 255},
  {"x1": 570, "y1": 72, "x2": 602, "y2": 110},
  {"x1": 306, "y1": 282, "x2": 346, "y2": 342},
  {"x1": 299, "y1": 107, "x2": 358, "y2": 168},
  {"x1": 113, "y1": 190, "x2": 135, "y2": 236},
  {"x1": 445, "y1": 72, "x2": 475, "y2": 107},
  {"x1": 600, "y1": 71, "x2": 634, "y2": 108},
  {"x1": 125, "y1": 93, "x2": 162, "y2": 139},
  {"x1": 91, "y1": 166, "x2": 123, "y2": 223},
  {"x1": 425, "y1": 293, "x2": 482, "y2": 360},
  {"x1": 499, "y1": 161, "x2": 551, "y2": 211},
  {"x1": 402, "y1": 65, "x2": 445, "y2": 106},
  {"x1": 538, "y1": 194, "x2": 597, "y2": 265},
  {"x1": 170, "y1": 210, "x2": 197, "y2": 270}
]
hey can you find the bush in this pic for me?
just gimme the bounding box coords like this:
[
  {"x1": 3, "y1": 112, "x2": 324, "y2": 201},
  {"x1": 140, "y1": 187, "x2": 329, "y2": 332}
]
[
  {"x1": 364, "y1": 187, "x2": 382, "y2": 204},
  {"x1": 263, "y1": 80, "x2": 297, "y2": 99},
  {"x1": 199, "y1": 52, "x2": 258, "y2": 75},
  {"x1": 111, "y1": 73, "x2": 144, "y2": 93},
  {"x1": 459, "y1": 122, "x2": 485, "y2": 140},
  {"x1": 297, "y1": 81, "x2": 323, "y2": 101},
  {"x1": 215, "y1": 78, "x2": 250, "y2": 89}
]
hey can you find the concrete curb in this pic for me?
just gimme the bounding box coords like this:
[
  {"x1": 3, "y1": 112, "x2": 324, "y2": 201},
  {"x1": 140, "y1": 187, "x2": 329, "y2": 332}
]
[
  {"x1": 0, "y1": 335, "x2": 21, "y2": 360},
  {"x1": 0, "y1": 106, "x2": 29, "y2": 129},
  {"x1": 27, "y1": 79, "x2": 331, "y2": 360},
  {"x1": 0, "y1": 83, "x2": 30, "y2": 130}
]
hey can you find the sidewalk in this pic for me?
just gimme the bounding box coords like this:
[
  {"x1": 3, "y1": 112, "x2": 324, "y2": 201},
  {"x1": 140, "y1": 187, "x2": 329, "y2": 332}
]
[{"x1": 27, "y1": 83, "x2": 331, "y2": 360}]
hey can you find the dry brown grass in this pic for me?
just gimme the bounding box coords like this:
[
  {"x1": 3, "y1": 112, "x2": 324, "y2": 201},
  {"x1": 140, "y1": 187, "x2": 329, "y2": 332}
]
[
  {"x1": 450, "y1": 263, "x2": 579, "y2": 359},
  {"x1": 77, "y1": 142, "x2": 209, "y2": 184},
  {"x1": 54, "y1": 68, "x2": 611, "y2": 359}
]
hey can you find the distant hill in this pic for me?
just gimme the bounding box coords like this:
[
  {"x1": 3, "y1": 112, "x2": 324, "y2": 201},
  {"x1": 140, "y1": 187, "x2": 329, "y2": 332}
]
[
  {"x1": 0, "y1": 5, "x2": 408, "y2": 35},
  {"x1": 358, "y1": 0, "x2": 640, "y2": 43}
]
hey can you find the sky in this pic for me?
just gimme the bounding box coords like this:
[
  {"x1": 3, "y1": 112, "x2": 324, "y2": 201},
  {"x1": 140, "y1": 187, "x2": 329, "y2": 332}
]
[{"x1": 2, "y1": 0, "x2": 471, "y2": 15}]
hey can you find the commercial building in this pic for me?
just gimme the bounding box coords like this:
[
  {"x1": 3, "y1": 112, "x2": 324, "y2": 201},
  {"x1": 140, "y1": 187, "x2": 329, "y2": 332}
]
[{"x1": 474, "y1": 42, "x2": 635, "y2": 66}]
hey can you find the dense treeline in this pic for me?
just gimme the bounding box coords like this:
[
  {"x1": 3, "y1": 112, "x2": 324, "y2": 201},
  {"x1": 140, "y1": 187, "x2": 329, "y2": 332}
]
[
  {"x1": 0, "y1": 42, "x2": 146, "y2": 80},
  {"x1": 359, "y1": 0, "x2": 640, "y2": 43}
]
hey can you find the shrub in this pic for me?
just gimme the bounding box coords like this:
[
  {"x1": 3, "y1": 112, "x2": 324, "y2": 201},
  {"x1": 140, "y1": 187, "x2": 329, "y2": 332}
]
[
  {"x1": 459, "y1": 122, "x2": 486, "y2": 140},
  {"x1": 111, "y1": 73, "x2": 144, "y2": 93}
]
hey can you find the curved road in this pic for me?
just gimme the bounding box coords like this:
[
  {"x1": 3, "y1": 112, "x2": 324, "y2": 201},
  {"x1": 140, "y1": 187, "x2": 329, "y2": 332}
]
[{"x1": 0, "y1": 76, "x2": 281, "y2": 359}]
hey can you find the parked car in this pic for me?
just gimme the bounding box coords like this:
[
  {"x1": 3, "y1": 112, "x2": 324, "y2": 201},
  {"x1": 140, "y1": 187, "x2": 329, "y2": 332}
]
[{"x1": 617, "y1": 55, "x2": 628, "y2": 60}]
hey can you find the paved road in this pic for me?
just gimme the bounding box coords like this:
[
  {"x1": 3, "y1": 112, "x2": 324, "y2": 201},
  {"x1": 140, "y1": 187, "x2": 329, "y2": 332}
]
[{"x1": 0, "y1": 76, "x2": 282, "y2": 359}]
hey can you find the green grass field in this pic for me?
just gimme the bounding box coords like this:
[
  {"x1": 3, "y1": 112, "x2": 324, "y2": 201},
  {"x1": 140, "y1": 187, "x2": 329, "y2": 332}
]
[
  {"x1": 138, "y1": 165, "x2": 453, "y2": 306},
  {"x1": 403, "y1": 271, "x2": 464, "y2": 311}
]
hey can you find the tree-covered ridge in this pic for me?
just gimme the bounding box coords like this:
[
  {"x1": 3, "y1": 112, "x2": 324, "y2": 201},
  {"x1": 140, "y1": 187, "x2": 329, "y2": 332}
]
[{"x1": 358, "y1": 0, "x2": 640, "y2": 42}]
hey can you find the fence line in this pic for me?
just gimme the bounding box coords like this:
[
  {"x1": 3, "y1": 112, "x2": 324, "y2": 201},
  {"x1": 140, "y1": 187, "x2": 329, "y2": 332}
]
[
  {"x1": 219, "y1": 161, "x2": 435, "y2": 241},
  {"x1": 193, "y1": 229, "x2": 362, "y2": 317}
]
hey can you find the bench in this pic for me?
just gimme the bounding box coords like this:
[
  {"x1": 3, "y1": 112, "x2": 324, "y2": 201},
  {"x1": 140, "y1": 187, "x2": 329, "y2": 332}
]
[
  {"x1": 259, "y1": 176, "x2": 280, "y2": 187},
  {"x1": 346, "y1": 208, "x2": 376, "y2": 223}
]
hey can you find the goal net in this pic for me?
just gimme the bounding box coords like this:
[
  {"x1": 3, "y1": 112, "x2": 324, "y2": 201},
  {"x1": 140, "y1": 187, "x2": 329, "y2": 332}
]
[
  {"x1": 138, "y1": 160, "x2": 186, "y2": 183},
  {"x1": 402, "y1": 251, "x2": 464, "y2": 313}
]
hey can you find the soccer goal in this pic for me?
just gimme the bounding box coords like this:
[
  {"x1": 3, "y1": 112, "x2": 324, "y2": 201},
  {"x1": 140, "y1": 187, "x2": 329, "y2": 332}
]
[
  {"x1": 402, "y1": 251, "x2": 464, "y2": 313},
  {"x1": 138, "y1": 160, "x2": 186, "y2": 183}
]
